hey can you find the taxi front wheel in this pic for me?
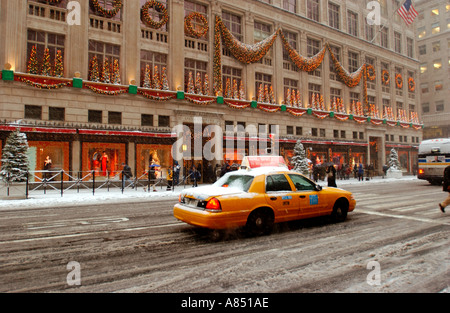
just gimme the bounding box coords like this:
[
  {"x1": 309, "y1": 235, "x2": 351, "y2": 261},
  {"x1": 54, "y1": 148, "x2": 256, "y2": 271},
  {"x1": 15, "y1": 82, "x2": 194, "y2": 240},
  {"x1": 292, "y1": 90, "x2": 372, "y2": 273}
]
[
  {"x1": 246, "y1": 209, "x2": 274, "y2": 236},
  {"x1": 331, "y1": 199, "x2": 348, "y2": 223}
]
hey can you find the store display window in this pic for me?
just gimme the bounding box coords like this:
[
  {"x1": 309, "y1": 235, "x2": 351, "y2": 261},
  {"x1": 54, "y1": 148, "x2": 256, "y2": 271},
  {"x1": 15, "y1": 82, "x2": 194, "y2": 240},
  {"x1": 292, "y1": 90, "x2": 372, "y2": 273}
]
[{"x1": 82, "y1": 142, "x2": 125, "y2": 178}]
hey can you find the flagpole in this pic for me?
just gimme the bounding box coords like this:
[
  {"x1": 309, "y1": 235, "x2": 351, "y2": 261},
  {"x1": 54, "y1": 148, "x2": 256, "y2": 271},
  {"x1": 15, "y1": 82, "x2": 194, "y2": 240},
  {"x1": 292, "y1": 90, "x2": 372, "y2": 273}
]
[{"x1": 370, "y1": 1, "x2": 406, "y2": 44}]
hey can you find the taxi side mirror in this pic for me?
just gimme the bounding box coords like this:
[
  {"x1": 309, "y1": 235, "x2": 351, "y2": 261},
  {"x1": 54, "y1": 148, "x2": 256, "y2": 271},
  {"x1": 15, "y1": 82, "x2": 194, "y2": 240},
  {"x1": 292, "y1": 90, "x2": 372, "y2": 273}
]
[{"x1": 314, "y1": 184, "x2": 322, "y2": 191}]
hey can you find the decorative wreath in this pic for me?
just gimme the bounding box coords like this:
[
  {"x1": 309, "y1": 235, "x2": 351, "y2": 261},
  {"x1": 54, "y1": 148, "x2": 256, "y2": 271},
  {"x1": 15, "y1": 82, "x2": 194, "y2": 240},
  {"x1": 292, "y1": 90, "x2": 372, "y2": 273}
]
[
  {"x1": 141, "y1": 0, "x2": 169, "y2": 29},
  {"x1": 366, "y1": 64, "x2": 376, "y2": 81},
  {"x1": 408, "y1": 77, "x2": 415, "y2": 92},
  {"x1": 185, "y1": 12, "x2": 209, "y2": 38},
  {"x1": 381, "y1": 70, "x2": 390, "y2": 85},
  {"x1": 90, "y1": 0, "x2": 122, "y2": 18},
  {"x1": 395, "y1": 73, "x2": 403, "y2": 89}
]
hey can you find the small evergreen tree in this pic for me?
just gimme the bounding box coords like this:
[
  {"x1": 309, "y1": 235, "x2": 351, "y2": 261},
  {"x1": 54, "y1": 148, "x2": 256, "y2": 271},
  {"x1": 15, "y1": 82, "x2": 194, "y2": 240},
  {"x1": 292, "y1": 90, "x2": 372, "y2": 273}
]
[
  {"x1": 0, "y1": 130, "x2": 30, "y2": 183},
  {"x1": 388, "y1": 148, "x2": 401, "y2": 171},
  {"x1": 292, "y1": 140, "x2": 310, "y2": 176}
]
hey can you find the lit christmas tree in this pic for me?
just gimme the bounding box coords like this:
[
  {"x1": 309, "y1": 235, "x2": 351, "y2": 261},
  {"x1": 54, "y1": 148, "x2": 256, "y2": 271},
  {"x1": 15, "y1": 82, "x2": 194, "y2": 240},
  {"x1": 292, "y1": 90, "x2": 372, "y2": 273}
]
[
  {"x1": 264, "y1": 84, "x2": 269, "y2": 103},
  {"x1": 203, "y1": 74, "x2": 210, "y2": 96},
  {"x1": 232, "y1": 79, "x2": 238, "y2": 99},
  {"x1": 297, "y1": 90, "x2": 302, "y2": 107},
  {"x1": 153, "y1": 66, "x2": 161, "y2": 89},
  {"x1": 89, "y1": 56, "x2": 100, "y2": 82},
  {"x1": 258, "y1": 84, "x2": 263, "y2": 102},
  {"x1": 0, "y1": 130, "x2": 29, "y2": 183},
  {"x1": 112, "y1": 59, "x2": 121, "y2": 84},
  {"x1": 285, "y1": 88, "x2": 291, "y2": 106},
  {"x1": 195, "y1": 72, "x2": 202, "y2": 95},
  {"x1": 239, "y1": 80, "x2": 245, "y2": 100},
  {"x1": 142, "y1": 64, "x2": 151, "y2": 88},
  {"x1": 54, "y1": 50, "x2": 64, "y2": 78},
  {"x1": 102, "y1": 58, "x2": 111, "y2": 83},
  {"x1": 161, "y1": 67, "x2": 169, "y2": 90},
  {"x1": 224, "y1": 78, "x2": 231, "y2": 98},
  {"x1": 27, "y1": 45, "x2": 39, "y2": 75},
  {"x1": 41, "y1": 48, "x2": 52, "y2": 76},
  {"x1": 187, "y1": 71, "x2": 194, "y2": 94},
  {"x1": 269, "y1": 85, "x2": 275, "y2": 104}
]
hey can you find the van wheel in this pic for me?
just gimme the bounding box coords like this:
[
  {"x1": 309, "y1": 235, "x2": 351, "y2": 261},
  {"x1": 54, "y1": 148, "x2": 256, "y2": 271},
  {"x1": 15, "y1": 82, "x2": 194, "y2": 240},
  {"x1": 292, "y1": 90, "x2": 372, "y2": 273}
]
[
  {"x1": 331, "y1": 200, "x2": 348, "y2": 223},
  {"x1": 246, "y1": 209, "x2": 274, "y2": 236}
]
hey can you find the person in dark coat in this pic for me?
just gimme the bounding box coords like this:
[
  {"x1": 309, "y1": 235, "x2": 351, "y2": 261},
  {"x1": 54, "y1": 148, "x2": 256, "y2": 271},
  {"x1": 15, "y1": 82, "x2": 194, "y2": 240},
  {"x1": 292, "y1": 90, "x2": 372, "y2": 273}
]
[
  {"x1": 326, "y1": 164, "x2": 337, "y2": 187},
  {"x1": 358, "y1": 163, "x2": 364, "y2": 181},
  {"x1": 439, "y1": 165, "x2": 450, "y2": 213}
]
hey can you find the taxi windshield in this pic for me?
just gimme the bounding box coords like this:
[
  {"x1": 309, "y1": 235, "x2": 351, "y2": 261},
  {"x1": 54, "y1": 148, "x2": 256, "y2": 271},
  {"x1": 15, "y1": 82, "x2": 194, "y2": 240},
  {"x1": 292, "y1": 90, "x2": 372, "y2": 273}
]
[{"x1": 214, "y1": 175, "x2": 254, "y2": 192}]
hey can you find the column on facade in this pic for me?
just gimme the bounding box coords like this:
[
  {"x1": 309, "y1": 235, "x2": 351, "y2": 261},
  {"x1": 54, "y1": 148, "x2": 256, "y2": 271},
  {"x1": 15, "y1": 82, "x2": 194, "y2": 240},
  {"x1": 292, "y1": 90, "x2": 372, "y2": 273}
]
[
  {"x1": 169, "y1": 0, "x2": 186, "y2": 92},
  {"x1": 0, "y1": 0, "x2": 27, "y2": 72},
  {"x1": 123, "y1": 0, "x2": 140, "y2": 86},
  {"x1": 66, "y1": 0, "x2": 89, "y2": 78}
]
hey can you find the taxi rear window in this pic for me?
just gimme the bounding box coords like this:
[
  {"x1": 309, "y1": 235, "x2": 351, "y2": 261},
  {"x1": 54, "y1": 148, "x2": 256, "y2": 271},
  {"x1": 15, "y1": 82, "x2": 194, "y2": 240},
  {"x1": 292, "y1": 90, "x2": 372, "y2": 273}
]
[{"x1": 215, "y1": 175, "x2": 254, "y2": 192}]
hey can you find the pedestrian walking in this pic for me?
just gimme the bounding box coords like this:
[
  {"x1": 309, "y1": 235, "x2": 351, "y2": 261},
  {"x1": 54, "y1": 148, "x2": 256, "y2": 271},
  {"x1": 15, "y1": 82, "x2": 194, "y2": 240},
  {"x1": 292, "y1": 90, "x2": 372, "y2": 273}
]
[
  {"x1": 358, "y1": 163, "x2": 364, "y2": 181},
  {"x1": 326, "y1": 164, "x2": 337, "y2": 187},
  {"x1": 438, "y1": 165, "x2": 450, "y2": 213},
  {"x1": 173, "y1": 161, "x2": 180, "y2": 186},
  {"x1": 122, "y1": 163, "x2": 134, "y2": 187}
]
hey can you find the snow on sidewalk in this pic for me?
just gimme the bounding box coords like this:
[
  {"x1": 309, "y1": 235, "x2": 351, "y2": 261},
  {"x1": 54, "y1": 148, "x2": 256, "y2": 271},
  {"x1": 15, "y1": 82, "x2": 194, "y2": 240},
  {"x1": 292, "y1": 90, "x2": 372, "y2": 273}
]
[{"x1": 0, "y1": 175, "x2": 419, "y2": 211}]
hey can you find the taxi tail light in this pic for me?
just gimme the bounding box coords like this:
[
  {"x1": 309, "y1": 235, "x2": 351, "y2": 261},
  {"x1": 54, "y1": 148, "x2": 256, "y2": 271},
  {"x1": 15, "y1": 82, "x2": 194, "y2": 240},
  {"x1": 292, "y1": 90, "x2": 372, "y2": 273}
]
[{"x1": 206, "y1": 198, "x2": 222, "y2": 212}]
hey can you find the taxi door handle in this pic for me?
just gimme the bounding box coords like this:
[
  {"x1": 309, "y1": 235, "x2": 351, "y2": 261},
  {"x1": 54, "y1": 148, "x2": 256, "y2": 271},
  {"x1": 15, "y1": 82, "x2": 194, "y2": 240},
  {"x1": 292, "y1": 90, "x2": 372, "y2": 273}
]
[
  {"x1": 270, "y1": 197, "x2": 277, "y2": 201},
  {"x1": 299, "y1": 195, "x2": 306, "y2": 199}
]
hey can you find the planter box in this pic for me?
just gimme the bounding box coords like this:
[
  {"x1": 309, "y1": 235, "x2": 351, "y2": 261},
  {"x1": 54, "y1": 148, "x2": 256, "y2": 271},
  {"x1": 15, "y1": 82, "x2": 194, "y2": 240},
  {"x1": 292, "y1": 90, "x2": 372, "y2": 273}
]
[
  {"x1": 386, "y1": 170, "x2": 403, "y2": 179},
  {"x1": 0, "y1": 183, "x2": 27, "y2": 200}
]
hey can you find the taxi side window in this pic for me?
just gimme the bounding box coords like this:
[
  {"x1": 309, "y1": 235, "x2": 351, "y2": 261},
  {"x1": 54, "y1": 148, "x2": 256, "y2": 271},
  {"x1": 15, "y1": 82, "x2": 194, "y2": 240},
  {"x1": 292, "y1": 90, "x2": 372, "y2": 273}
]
[
  {"x1": 288, "y1": 174, "x2": 315, "y2": 191},
  {"x1": 266, "y1": 174, "x2": 292, "y2": 192}
]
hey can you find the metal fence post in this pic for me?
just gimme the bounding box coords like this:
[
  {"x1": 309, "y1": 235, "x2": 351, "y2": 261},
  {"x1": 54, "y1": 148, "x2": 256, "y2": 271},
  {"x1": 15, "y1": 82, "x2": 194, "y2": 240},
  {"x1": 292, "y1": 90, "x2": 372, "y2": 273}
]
[
  {"x1": 61, "y1": 170, "x2": 64, "y2": 197},
  {"x1": 121, "y1": 170, "x2": 124, "y2": 194},
  {"x1": 92, "y1": 170, "x2": 95, "y2": 196}
]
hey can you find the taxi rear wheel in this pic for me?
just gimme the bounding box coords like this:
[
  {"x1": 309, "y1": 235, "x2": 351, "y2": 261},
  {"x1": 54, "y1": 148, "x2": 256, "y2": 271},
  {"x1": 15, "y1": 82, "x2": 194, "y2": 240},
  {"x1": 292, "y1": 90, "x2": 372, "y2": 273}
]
[
  {"x1": 246, "y1": 209, "x2": 274, "y2": 236},
  {"x1": 331, "y1": 199, "x2": 348, "y2": 223}
]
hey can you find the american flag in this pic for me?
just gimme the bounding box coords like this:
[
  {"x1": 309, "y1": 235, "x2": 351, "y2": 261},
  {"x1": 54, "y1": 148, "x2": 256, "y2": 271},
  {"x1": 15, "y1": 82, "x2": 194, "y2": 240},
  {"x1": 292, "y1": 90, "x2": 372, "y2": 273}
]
[{"x1": 397, "y1": 0, "x2": 418, "y2": 26}]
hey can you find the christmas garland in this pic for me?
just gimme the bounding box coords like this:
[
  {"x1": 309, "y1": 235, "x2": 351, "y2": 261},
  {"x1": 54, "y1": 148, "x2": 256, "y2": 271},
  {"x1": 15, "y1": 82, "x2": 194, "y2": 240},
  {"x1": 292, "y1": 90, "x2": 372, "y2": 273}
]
[
  {"x1": 141, "y1": 0, "x2": 169, "y2": 29},
  {"x1": 395, "y1": 73, "x2": 403, "y2": 89},
  {"x1": 381, "y1": 70, "x2": 390, "y2": 85},
  {"x1": 334, "y1": 113, "x2": 349, "y2": 121},
  {"x1": 138, "y1": 89, "x2": 176, "y2": 101},
  {"x1": 85, "y1": 83, "x2": 128, "y2": 96},
  {"x1": 280, "y1": 32, "x2": 325, "y2": 72},
  {"x1": 15, "y1": 75, "x2": 72, "y2": 89},
  {"x1": 185, "y1": 12, "x2": 208, "y2": 38},
  {"x1": 327, "y1": 44, "x2": 364, "y2": 88},
  {"x1": 285, "y1": 108, "x2": 306, "y2": 117},
  {"x1": 216, "y1": 16, "x2": 279, "y2": 64},
  {"x1": 213, "y1": 16, "x2": 223, "y2": 96},
  {"x1": 257, "y1": 104, "x2": 281, "y2": 113},
  {"x1": 224, "y1": 99, "x2": 252, "y2": 110},
  {"x1": 408, "y1": 77, "x2": 415, "y2": 92},
  {"x1": 90, "y1": 0, "x2": 122, "y2": 18},
  {"x1": 312, "y1": 110, "x2": 329, "y2": 119},
  {"x1": 185, "y1": 94, "x2": 215, "y2": 105}
]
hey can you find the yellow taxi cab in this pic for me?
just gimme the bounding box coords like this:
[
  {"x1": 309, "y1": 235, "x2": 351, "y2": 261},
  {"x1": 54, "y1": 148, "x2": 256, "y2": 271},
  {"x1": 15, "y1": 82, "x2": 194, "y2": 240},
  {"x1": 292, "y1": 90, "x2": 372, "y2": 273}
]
[{"x1": 173, "y1": 166, "x2": 356, "y2": 236}]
